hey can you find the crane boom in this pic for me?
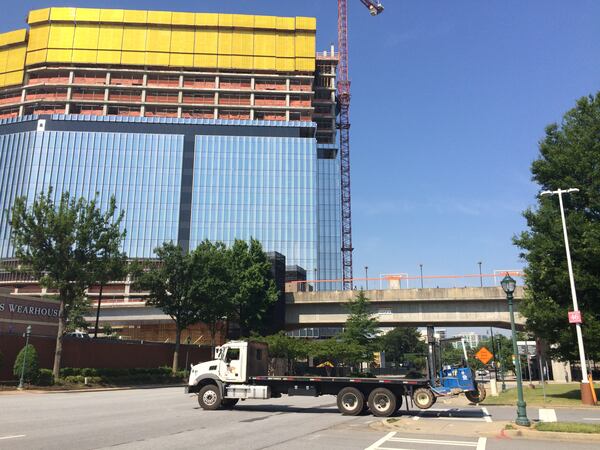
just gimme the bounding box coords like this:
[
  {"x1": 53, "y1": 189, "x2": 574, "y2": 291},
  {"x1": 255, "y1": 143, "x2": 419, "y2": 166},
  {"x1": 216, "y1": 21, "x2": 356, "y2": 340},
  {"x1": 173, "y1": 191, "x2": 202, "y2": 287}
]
[{"x1": 337, "y1": 0, "x2": 383, "y2": 289}]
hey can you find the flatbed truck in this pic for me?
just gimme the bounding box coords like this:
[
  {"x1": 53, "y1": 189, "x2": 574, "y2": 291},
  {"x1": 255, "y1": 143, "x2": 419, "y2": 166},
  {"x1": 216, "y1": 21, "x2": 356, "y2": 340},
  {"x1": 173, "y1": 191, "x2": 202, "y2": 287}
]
[{"x1": 186, "y1": 340, "x2": 484, "y2": 416}]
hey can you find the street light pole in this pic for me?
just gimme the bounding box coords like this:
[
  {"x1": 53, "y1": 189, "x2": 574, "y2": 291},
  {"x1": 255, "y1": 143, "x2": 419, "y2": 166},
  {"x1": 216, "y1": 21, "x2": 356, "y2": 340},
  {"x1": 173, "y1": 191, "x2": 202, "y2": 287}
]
[
  {"x1": 540, "y1": 188, "x2": 590, "y2": 391},
  {"x1": 365, "y1": 266, "x2": 369, "y2": 290},
  {"x1": 18, "y1": 325, "x2": 32, "y2": 390},
  {"x1": 501, "y1": 274, "x2": 530, "y2": 427},
  {"x1": 419, "y1": 264, "x2": 423, "y2": 288},
  {"x1": 478, "y1": 262, "x2": 483, "y2": 287}
]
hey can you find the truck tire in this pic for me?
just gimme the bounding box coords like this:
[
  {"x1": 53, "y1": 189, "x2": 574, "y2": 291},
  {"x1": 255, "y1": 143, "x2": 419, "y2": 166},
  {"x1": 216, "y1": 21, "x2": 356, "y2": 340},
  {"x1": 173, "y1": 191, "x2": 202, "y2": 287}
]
[
  {"x1": 221, "y1": 398, "x2": 239, "y2": 409},
  {"x1": 465, "y1": 384, "x2": 487, "y2": 404},
  {"x1": 368, "y1": 388, "x2": 397, "y2": 417},
  {"x1": 337, "y1": 387, "x2": 364, "y2": 416},
  {"x1": 198, "y1": 384, "x2": 222, "y2": 410},
  {"x1": 413, "y1": 388, "x2": 435, "y2": 409}
]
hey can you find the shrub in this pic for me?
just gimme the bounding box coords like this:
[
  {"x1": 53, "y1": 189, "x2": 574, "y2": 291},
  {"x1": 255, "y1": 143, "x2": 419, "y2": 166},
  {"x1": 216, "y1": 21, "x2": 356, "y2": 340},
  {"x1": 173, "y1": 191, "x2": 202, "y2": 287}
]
[
  {"x1": 37, "y1": 368, "x2": 54, "y2": 386},
  {"x1": 13, "y1": 344, "x2": 40, "y2": 384}
]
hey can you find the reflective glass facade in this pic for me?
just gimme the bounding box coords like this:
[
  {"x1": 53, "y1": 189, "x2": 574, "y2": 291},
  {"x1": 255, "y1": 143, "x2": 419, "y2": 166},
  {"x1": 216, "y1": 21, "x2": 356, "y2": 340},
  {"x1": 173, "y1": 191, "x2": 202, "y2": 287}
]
[{"x1": 0, "y1": 115, "x2": 342, "y2": 286}]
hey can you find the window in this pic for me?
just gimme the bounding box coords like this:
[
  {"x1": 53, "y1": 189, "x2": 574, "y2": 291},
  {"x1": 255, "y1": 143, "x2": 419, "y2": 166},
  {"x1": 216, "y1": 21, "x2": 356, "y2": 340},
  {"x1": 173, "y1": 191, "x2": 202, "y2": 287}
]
[
  {"x1": 256, "y1": 349, "x2": 263, "y2": 361},
  {"x1": 225, "y1": 348, "x2": 240, "y2": 363}
]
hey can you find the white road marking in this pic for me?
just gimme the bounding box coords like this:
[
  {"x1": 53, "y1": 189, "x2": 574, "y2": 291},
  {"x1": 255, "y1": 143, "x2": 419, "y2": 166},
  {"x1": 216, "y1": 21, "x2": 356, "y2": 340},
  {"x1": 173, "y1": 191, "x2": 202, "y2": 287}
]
[
  {"x1": 0, "y1": 435, "x2": 26, "y2": 440},
  {"x1": 583, "y1": 418, "x2": 600, "y2": 421},
  {"x1": 364, "y1": 431, "x2": 396, "y2": 450},
  {"x1": 412, "y1": 415, "x2": 420, "y2": 420},
  {"x1": 539, "y1": 408, "x2": 557, "y2": 422},
  {"x1": 476, "y1": 437, "x2": 487, "y2": 450},
  {"x1": 481, "y1": 407, "x2": 493, "y2": 423}
]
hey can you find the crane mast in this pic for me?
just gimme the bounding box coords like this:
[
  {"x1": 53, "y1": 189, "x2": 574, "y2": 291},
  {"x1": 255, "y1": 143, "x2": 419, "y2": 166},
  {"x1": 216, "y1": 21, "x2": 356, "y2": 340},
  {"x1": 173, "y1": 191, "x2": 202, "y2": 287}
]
[{"x1": 337, "y1": 0, "x2": 383, "y2": 289}]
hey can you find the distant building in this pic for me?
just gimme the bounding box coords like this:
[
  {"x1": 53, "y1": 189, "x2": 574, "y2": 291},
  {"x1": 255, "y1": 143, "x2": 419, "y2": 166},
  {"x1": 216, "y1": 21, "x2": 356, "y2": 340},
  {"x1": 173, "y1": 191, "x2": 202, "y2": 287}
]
[{"x1": 452, "y1": 331, "x2": 486, "y2": 349}]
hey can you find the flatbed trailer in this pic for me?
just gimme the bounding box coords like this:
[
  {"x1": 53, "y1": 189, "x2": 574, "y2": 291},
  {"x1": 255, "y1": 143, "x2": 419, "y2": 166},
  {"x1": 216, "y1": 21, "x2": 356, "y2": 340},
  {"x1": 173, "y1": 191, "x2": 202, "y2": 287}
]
[{"x1": 186, "y1": 341, "x2": 439, "y2": 416}]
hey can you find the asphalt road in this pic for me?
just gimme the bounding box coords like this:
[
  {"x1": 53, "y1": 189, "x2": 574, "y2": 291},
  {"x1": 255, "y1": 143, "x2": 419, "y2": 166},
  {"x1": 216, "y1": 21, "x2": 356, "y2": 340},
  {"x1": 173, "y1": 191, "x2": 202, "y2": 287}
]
[{"x1": 1, "y1": 387, "x2": 599, "y2": 450}]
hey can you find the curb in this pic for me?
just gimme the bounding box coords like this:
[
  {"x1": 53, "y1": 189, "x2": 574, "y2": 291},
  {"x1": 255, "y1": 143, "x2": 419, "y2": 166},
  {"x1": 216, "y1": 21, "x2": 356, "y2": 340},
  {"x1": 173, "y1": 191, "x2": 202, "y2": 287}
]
[
  {"x1": 502, "y1": 428, "x2": 600, "y2": 442},
  {"x1": 0, "y1": 384, "x2": 185, "y2": 394}
]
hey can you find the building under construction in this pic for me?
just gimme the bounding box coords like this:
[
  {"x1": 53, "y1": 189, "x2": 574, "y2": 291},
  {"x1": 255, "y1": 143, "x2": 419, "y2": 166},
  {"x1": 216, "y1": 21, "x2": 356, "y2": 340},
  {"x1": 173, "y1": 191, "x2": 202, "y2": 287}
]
[{"x1": 0, "y1": 7, "x2": 342, "y2": 342}]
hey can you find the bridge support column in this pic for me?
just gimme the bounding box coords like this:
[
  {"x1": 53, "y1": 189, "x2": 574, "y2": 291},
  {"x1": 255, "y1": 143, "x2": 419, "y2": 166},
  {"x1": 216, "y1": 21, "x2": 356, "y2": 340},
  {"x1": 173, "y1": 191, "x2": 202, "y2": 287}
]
[{"x1": 426, "y1": 326, "x2": 436, "y2": 382}]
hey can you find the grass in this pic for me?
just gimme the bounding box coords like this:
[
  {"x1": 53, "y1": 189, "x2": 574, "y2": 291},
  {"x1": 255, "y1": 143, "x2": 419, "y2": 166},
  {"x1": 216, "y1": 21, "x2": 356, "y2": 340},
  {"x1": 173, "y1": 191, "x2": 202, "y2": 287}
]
[
  {"x1": 483, "y1": 382, "x2": 600, "y2": 407},
  {"x1": 535, "y1": 422, "x2": 600, "y2": 434}
]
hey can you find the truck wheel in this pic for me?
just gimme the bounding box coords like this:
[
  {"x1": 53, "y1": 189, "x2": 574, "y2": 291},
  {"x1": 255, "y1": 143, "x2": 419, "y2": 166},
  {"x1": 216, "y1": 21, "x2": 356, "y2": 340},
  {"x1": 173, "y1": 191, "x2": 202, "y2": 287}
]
[
  {"x1": 198, "y1": 385, "x2": 222, "y2": 410},
  {"x1": 368, "y1": 388, "x2": 397, "y2": 417},
  {"x1": 221, "y1": 398, "x2": 239, "y2": 409},
  {"x1": 337, "y1": 387, "x2": 364, "y2": 416},
  {"x1": 465, "y1": 384, "x2": 487, "y2": 404},
  {"x1": 413, "y1": 388, "x2": 435, "y2": 409}
]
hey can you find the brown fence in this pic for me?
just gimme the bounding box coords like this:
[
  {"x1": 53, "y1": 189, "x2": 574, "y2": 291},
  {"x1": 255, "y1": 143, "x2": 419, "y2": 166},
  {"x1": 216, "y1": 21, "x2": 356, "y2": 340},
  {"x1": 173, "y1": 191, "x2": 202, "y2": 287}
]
[{"x1": 0, "y1": 334, "x2": 212, "y2": 381}]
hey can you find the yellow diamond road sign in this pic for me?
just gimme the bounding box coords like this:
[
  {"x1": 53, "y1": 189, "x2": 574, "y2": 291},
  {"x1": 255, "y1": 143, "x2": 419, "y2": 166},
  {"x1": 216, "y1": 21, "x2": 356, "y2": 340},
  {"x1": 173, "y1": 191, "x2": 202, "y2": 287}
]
[{"x1": 475, "y1": 347, "x2": 493, "y2": 365}]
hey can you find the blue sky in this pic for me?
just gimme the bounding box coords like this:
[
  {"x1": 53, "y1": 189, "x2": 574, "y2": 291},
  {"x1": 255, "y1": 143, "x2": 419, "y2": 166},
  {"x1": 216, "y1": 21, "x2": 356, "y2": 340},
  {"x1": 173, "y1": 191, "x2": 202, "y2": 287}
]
[{"x1": 3, "y1": 1, "x2": 600, "y2": 289}]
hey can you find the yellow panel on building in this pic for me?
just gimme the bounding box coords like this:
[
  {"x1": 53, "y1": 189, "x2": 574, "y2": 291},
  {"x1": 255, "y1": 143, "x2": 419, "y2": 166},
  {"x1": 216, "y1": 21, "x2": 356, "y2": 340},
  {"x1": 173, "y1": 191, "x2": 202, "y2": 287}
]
[
  {"x1": 194, "y1": 53, "x2": 217, "y2": 69},
  {"x1": 72, "y1": 49, "x2": 98, "y2": 64},
  {"x1": 4, "y1": 70, "x2": 24, "y2": 86},
  {"x1": 48, "y1": 24, "x2": 75, "y2": 49},
  {"x1": 232, "y1": 14, "x2": 254, "y2": 29},
  {"x1": 217, "y1": 54, "x2": 232, "y2": 69},
  {"x1": 99, "y1": 9, "x2": 125, "y2": 23},
  {"x1": 121, "y1": 51, "x2": 145, "y2": 65},
  {"x1": 254, "y1": 56, "x2": 277, "y2": 71},
  {"x1": 122, "y1": 27, "x2": 147, "y2": 51},
  {"x1": 5, "y1": 46, "x2": 26, "y2": 72},
  {"x1": 49, "y1": 7, "x2": 77, "y2": 22},
  {"x1": 98, "y1": 25, "x2": 124, "y2": 50},
  {"x1": 123, "y1": 10, "x2": 147, "y2": 25},
  {"x1": 26, "y1": 49, "x2": 47, "y2": 65},
  {"x1": 195, "y1": 13, "x2": 219, "y2": 27},
  {"x1": 171, "y1": 29, "x2": 194, "y2": 54},
  {"x1": 295, "y1": 32, "x2": 315, "y2": 58},
  {"x1": 169, "y1": 52, "x2": 193, "y2": 67},
  {"x1": 172, "y1": 12, "x2": 195, "y2": 26},
  {"x1": 27, "y1": 25, "x2": 50, "y2": 51},
  {"x1": 295, "y1": 57, "x2": 315, "y2": 72},
  {"x1": 97, "y1": 50, "x2": 121, "y2": 64},
  {"x1": 75, "y1": 8, "x2": 101, "y2": 22},
  {"x1": 231, "y1": 55, "x2": 253, "y2": 70},
  {"x1": 296, "y1": 17, "x2": 317, "y2": 31},
  {"x1": 276, "y1": 57, "x2": 295, "y2": 72},
  {"x1": 146, "y1": 27, "x2": 171, "y2": 53},
  {"x1": 73, "y1": 24, "x2": 100, "y2": 50},
  {"x1": 232, "y1": 30, "x2": 254, "y2": 56},
  {"x1": 195, "y1": 29, "x2": 218, "y2": 54},
  {"x1": 218, "y1": 30, "x2": 232, "y2": 55},
  {"x1": 147, "y1": 11, "x2": 172, "y2": 25},
  {"x1": 0, "y1": 29, "x2": 27, "y2": 48},
  {"x1": 46, "y1": 48, "x2": 73, "y2": 64},
  {"x1": 254, "y1": 16, "x2": 277, "y2": 29},
  {"x1": 276, "y1": 17, "x2": 295, "y2": 31},
  {"x1": 145, "y1": 52, "x2": 170, "y2": 66},
  {"x1": 218, "y1": 14, "x2": 233, "y2": 28},
  {"x1": 0, "y1": 74, "x2": 5, "y2": 88},
  {"x1": 254, "y1": 31, "x2": 276, "y2": 57},
  {"x1": 28, "y1": 8, "x2": 51, "y2": 25},
  {"x1": 0, "y1": 50, "x2": 7, "y2": 73},
  {"x1": 276, "y1": 33, "x2": 295, "y2": 58}
]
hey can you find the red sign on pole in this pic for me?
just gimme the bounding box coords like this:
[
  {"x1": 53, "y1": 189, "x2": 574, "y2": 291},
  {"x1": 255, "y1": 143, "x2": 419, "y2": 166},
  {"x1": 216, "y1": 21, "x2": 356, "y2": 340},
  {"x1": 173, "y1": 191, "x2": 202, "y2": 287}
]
[{"x1": 568, "y1": 310, "x2": 582, "y2": 324}]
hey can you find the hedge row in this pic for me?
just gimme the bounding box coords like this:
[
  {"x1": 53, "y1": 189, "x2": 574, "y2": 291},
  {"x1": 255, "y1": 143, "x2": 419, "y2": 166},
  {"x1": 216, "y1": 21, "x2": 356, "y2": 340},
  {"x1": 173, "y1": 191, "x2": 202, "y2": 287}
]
[
  {"x1": 59, "y1": 367, "x2": 174, "y2": 377},
  {"x1": 35, "y1": 367, "x2": 187, "y2": 386}
]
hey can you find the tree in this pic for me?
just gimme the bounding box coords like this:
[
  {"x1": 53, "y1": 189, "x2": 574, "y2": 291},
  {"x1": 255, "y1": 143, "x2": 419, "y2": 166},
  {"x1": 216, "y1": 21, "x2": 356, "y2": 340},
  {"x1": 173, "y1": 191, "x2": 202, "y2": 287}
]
[
  {"x1": 380, "y1": 327, "x2": 426, "y2": 366},
  {"x1": 341, "y1": 290, "x2": 379, "y2": 362},
  {"x1": 514, "y1": 93, "x2": 600, "y2": 362},
  {"x1": 134, "y1": 242, "x2": 202, "y2": 373},
  {"x1": 13, "y1": 344, "x2": 39, "y2": 384},
  {"x1": 228, "y1": 239, "x2": 278, "y2": 337},
  {"x1": 190, "y1": 240, "x2": 234, "y2": 352},
  {"x1": 10, "y1": 189, "x2": 125, "y2": 378}
]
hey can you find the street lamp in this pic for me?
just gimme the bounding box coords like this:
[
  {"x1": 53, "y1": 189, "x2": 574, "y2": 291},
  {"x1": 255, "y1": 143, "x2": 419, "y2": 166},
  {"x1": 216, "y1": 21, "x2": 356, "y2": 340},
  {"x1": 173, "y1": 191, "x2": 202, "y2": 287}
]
[
  {"x1": 478, "y1": 262, "x2": 483, "y2": 287},
  {"x1": 540, "y1": 188, "x2": 591, "y2": 402},
  {"x1": 419, "y1": 264, "x2": 424, "y2": 288},
  {"x1": 501, "y1": 274, "x2": 530, "y2": 427},
  {"x1": 18, "y1": 325, "x2": 32, "y2": 390},
  {"x1": 365, "y1": 266, "x2": 369, "y2": 290}
]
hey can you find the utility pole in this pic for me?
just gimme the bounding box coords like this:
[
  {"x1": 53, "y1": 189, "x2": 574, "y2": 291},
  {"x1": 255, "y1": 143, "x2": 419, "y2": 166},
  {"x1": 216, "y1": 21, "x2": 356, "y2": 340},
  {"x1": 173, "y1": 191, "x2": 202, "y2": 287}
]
[
  {"x1": 540, "y1": 188, "x2": 592, "y2": 403},
  {"x1": 18, "y1": 325, "x2": 32, "y2": 390},
  {"x1": 478, "y1": 261, "x2": 483, "y2": 287},
  {"x1": 365, "y1": 266, "x2": 369, "y2": 290},
  {"x1": 419, "y1": 264, "x2": 424, "y2": 288}
]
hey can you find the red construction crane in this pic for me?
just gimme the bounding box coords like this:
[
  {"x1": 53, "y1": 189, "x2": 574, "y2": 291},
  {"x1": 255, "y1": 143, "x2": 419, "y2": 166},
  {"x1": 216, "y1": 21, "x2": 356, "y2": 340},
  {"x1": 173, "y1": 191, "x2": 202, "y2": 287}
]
[{"x1": 337, "y1": 0, "x2": 384, "y2": 289}]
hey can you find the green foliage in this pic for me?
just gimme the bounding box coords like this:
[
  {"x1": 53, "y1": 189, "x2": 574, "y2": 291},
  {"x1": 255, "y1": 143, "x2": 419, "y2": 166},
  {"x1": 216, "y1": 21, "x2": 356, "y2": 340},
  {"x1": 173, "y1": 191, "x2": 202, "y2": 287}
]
[
  {"x1": 9, "y1": 188, "x2": 126, "y2": 377},
  {"x1": 339, "y1": 290, "x2": 378, "y2": 365},
  {"x1": 228, "y1": 239, "x2": 278, "y2": 337},
  {"x1": 380, "y1": 327, "x2": 426, "y2": 365},
  {"x1": 37, "y1": 368, "x2": 54, "y2": 386},
  {"x1": 311, "y1": 338, "x2": 366, "y2": 366},
  {"x1": 514, "y1": 92, "x2": 600, "y2": 362},
  {"x1": 13, "y1": 344, "x2": 39, "y2": 384},
  {"x1": 57, "y1": 367, "x2": 184, "y2": 385}
]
